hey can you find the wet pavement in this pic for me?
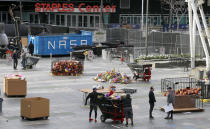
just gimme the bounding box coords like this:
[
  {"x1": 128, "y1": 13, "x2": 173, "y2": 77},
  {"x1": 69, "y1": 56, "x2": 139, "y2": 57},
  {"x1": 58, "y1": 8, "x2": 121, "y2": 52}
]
[{"x1": 0, "y1": 57, "x2": 210, "y2": 129}]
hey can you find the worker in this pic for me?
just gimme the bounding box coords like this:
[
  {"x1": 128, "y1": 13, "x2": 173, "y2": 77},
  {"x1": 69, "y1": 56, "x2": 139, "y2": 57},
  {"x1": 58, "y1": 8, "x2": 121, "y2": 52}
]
[
  {"x1": 165, "y1": 87, "x2": 175, "y2": 120},
  {"x1": 21, "y1": 50, "x2": 26, "y2": 70},
  {"x1": 133, "y1": 71, "x2": 138, "y2": 81},
  {"x1": 85, "y1": 87, "x2": 103, "y2": 122},
  {"x1": 28, "y1": 41, "x2": 34, "y2": 56},
  {"x1": 123, "y1": 94, "x2": 134, "y2": 126},
  {"x1": 120, "y1": 53, "x2": 124, "y2": 64},
  {"x1": 6, "y1": 49, "x2": 12, "y2": 64},
  {"x1": 206, "y1": 70, "x2": 210, "y2": 84},
  {"x1": 108, "y1": 86, "x2": 116, "y2": 96},
  {"x1": 149, "y1": 86, "x2": 156, "y2": 119},
  {"x1": 12, "y1": 49, "x2": 18, "y2": 70}
]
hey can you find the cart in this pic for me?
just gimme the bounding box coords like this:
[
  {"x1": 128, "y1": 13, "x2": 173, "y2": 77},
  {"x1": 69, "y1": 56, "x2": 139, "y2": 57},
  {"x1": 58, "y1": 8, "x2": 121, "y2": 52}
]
[
  {"x1": 127, "y1": 63, "x2": 152, "y2": 81},
  {"x1": 80, "y1": 88, "x2": 124, "y2": 104},
  {"x1": 25, "y1": 56, "x2": 40, "y2": 69},
  {"x1": 98, "y1": 97, "x2": 124, "y2": 123}
]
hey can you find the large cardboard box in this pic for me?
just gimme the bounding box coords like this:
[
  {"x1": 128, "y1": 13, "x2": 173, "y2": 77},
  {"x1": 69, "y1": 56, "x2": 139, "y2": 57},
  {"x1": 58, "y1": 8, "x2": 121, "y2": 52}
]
[
  {"x1": 174, "y1": 96, "x2": 196, "y2": 109},
  {"x1": 21, "y1": 97, "x2": 50, "y2": 119},
  {"x1": 4, "y1": 77, "x2": 27, "y2": 96}
]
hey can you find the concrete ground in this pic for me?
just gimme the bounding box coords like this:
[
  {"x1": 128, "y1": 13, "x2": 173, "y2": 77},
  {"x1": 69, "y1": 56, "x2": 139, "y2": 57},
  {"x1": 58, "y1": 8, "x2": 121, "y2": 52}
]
[{"x1": 0, "y1": 57, "x2": 210, "y2": 129}]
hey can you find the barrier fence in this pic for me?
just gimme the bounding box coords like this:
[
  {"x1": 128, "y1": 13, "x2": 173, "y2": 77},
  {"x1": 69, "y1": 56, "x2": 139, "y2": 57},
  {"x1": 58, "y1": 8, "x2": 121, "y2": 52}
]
[{"x1": 106, "y1": 28, "x2": 204, "y2": 58}]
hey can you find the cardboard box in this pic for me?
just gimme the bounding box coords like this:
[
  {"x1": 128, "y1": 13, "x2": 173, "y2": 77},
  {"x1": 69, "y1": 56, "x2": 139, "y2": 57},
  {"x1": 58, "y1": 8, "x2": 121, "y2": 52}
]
[
  {"x1": 21, "y1": 97, "x2": 50, "y2": 119},
  {"x1": 21, "y1": 37, "x2": 28, "y2": 47},
  {"x1": 174, "y1": 96, "x2": 196, "y2": 109},
  {"x1": 4, "y1": 77, "x2": 27, "y2": 96}
]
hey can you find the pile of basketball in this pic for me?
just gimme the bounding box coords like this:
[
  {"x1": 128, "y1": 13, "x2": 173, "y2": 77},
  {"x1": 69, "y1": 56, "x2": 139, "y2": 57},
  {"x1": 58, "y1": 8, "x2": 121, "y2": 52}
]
[
  {"x1": 51, "y1": 60, "x2": 83, "y2": 76},
  {"x1": 164, "y1": 88, "x2": 201, "y2": 96},
  {"x1": 175, "y1": 88, "x2": 201, "y2": 96}
]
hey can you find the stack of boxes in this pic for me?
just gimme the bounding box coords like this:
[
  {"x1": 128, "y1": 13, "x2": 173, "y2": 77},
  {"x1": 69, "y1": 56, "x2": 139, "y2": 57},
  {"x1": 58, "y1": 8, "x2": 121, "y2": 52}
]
[{"x1": 2, "y1": 74, "x2": 50, "y2": 120}]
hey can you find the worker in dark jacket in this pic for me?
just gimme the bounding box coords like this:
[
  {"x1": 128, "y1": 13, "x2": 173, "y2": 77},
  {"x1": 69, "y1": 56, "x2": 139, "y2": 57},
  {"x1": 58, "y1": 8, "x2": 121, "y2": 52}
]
[
  {"x1": 28, "y1": 41, "x2": 34, "y2": 56},
  {"x1": 123, "y1": 94, "x2": 133, "y2": 126},
  {"x1": 206, "y1": 70, "x2": 210, "y2": 84},
  {"x1": 21, "y1": 50, "x2": 26, "y2": 70},
  {"x1": 85, "y1": 88, "x2": 103, "y2": 122},
  {"x1": 165, "y1": 87, "x2": 175, "y2": 120},
  {"x1": 149, "y1": 87, "x2": 156, "y2": 119},
  {"x1": 12, "y1": 50, "x2": 18, "y2": 70}
]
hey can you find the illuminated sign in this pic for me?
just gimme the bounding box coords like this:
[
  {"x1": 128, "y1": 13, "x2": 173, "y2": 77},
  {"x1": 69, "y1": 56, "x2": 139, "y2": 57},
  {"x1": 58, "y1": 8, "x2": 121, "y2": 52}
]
[{"x1": 35, "y1": 3, "x2": 116, "y2": 13}]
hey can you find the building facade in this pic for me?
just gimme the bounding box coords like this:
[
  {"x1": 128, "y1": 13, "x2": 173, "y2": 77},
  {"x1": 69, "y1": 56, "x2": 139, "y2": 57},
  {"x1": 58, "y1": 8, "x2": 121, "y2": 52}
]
[{"x1": 0, "y1": 0, "x2": 209, "y2": 29}]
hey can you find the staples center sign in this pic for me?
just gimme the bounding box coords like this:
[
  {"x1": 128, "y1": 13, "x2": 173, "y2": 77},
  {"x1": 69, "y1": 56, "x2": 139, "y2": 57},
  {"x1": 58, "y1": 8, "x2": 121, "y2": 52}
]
[{"x1": 35, "y1": 3, "x2": 116, "y2": 13}]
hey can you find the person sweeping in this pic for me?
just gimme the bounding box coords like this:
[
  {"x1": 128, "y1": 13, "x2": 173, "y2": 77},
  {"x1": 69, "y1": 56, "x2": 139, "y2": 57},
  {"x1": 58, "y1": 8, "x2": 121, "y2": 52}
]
[
  {"x1": 12, "y1": 50, "x2": 18, "y2": 70},
  {"x1": 21, "y1": 50, "x2": 26, "y2": 70}
]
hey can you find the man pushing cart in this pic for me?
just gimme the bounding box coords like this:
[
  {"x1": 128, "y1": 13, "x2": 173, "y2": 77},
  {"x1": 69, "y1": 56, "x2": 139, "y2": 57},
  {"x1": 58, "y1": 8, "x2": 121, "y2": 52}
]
[{"x1": 84, "y1": 87, "x2": 134, "y2": 126}]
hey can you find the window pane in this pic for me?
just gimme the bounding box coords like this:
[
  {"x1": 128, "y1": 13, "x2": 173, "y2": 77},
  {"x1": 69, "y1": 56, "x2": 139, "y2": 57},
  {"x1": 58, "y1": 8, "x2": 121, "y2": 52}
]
[
  {"x1": 50, "y1": 14, "x2": 55, "y2": 24},
  {"x1": 130, "y1": 17, "x2": 133, "y2": 24},
  {"x1": 84, "y1": 16, "x2": 87, "y2": 27},
  {"x1": 120, "y1": 0, "x2": 130, "y2": 9},
  {"x1": 79, "y1": 15, "x2": 83, "y2": 27},
  {"x1": 2, "y1": 14, "x2": 6, "y2": 23},
  {"x1": 40, "y1": 14, "x2": 48, "y2": 24},
  {"x1": 35, "y1": 15, "x2": 39, "y2": 23},
  {"x1": 134, "y1": 17, "x2": 137, "y2": 24},
  {"x1": 137, "y1": 17, "x2": 141, "y2": 24},
  {"x1": 61, "y1": 15, "x2": 65, "y2": 25},
  {"x1": 127, "y1": 17, "x2": 130, "y2": 24},
  {"x1": 56, "y1": 15, "x2": 60, "y2": 25},
  {"x1": 95, "y1": 16, "x2": 99, "y2": 27},
  {"x1": 90, "y1": 16, "x2": 94, "y2": 27},
  {"x1": 30, "y1": 14, "x2": 33, "y2": 23},
  {"x1": 154, "y1": 17, "x2": 157, "y2": 25},
  {"x1": 67, "y1": 15, "x2": 71, "y2": 26},
  {"x1": 72, "y1": 15, "x2": 76, "y2": 27}
]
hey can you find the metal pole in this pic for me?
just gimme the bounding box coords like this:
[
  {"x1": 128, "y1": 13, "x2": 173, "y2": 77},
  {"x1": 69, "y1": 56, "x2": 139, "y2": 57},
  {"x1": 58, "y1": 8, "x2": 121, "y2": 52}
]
[
  {"x1": 145, "y1": 0, "x2": 149, "y2": 56},
  {"x1": 188, "y1": 1, "x2": 195, "y2": 68},
  {"x1": 19, "y1": 0, "x2": 22, "y2": 23},
  {"x1": 99, "y1": 0, "x2": 103, "y2": 31},
  {"x1": 192, "y1": 16, "x2": 196, "y2": 68},
  {"x1": 141, "y1": 0, "x2": 144, "y2": 30},
  {"x1": 199, "y1": 6, "x2": 210, "y2": 46},
  {"x1": 191, "y1": 1, "x2": 210, "y2": 69}
]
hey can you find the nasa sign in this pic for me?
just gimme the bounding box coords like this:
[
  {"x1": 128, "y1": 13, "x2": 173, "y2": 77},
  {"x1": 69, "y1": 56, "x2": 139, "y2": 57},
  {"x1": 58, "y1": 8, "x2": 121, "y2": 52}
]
[
  {"x1": 47, "y1": 39, "x2": 88, "y2": 50},
  {"x1": 28, "y1": 31, "x2": 92, "y2": 56}
]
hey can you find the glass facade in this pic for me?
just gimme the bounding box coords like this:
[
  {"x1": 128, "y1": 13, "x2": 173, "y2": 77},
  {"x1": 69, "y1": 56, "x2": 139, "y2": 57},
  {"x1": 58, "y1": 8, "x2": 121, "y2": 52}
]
[
  {"x1": 39, "y1": 13, "x2": 101, "y2": 28},
  {"x1": 120, "y1": 14, "x2": 210, "y2": 26},
  {"x1": 0, "y1": 10, "x2": 106, "y2": 29}
]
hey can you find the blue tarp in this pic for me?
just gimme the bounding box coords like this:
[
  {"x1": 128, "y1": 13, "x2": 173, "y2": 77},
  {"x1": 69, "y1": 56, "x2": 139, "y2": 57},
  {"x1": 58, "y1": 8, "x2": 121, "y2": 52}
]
[{"x1": 28, "y1": 31, "x2": 92, "y2": 56}]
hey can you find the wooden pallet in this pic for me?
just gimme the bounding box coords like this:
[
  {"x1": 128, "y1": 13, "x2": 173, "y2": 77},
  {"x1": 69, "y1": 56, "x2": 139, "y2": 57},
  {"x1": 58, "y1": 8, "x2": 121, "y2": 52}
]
[
  {"x1": 160, "y1": 107, "x2": 204, "y2": 113},
  {"x1": 21, "y1": 116, "x2": 49, "y2": 121}
]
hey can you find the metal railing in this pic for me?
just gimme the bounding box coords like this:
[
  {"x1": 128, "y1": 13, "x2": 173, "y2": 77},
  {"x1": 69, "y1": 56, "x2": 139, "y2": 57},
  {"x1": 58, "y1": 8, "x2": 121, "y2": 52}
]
[
  {"x1": 161, "y1": 77, "x2": 199, "y2": 93},
  {"x1": 161, "y1": 77, "x2": 204, "y2": 109},
  {"x1": 198, "y1": 81, "x2": 210, "y2": 99}
]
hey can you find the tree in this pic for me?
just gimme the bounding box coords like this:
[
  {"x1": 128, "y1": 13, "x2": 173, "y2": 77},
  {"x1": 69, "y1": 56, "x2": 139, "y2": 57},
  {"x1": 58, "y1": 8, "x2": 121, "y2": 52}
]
[{"x1": 160, "y1": 0, "x2": 188, "y2": 31}]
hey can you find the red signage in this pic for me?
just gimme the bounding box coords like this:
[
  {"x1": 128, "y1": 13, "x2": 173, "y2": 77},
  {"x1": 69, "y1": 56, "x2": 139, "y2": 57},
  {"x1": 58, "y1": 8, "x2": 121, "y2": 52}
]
[{"x1": 35, "y1": 3, "x2": 116, "y2": 13}]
